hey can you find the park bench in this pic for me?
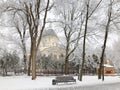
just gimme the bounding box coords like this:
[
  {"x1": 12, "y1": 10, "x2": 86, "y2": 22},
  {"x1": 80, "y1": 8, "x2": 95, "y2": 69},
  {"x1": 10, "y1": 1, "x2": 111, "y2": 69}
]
[{"x1": 52, "y1": 76, "x2": 76, "y2": 85}]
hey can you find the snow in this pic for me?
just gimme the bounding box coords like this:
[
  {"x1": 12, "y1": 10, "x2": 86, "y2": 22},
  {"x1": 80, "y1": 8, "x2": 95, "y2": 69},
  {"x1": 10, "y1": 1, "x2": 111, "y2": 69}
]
[
  {"x1": 104, "y1": 64, "x2": 114, "y2": 67},
  {"x1": 0, "y1": 75, "x2": 120, "y2": 90}
]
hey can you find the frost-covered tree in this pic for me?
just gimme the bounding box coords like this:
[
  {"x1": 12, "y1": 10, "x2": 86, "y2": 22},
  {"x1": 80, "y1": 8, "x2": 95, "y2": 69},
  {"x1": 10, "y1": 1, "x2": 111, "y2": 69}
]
[
  {"x1": 1, "y1": 0, "x2": 52, "y2": 80},
  {"x1": 54, "y1": 0, "x2": 84, "y2": 75},
  {"x1": 0, "y1": 51, "x2": 20, "y2": 76},
  {"x1": 98, "y1": 0, "x2": 120, "y2": 80},
  {"x1": 1, "y1": 10, "x2": 28, "y2": 74},
  {"x1": 79, "y1": 0, "x2": 103, "y2": 81}
]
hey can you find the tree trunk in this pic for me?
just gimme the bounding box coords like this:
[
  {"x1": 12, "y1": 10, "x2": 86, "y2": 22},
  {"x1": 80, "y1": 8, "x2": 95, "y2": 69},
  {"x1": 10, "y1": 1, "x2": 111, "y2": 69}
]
[
  {"x1": 5, "y1": 68, "x2": 7, "y2": 76},
  {"x1": 98, "y1": 68, "x2": 101, "y2": 79},
  {"x1": 64, "y1": 41, "x2": 69, "y2": 75},
  {"x1": 79, "y1": 4, "x2": 89, "y2": 81},
  {"x1": 65, "y1": 56, "x2": 69, "y2": 74},
  {"x1": 23, "y1": 53, "x2": 27, "y2": 74},
  {"x1": 31, "y1": 38, "x2": 37, "y2": 80},
  {"x1": 22, "y1": 41, "x2": 27, "y2": 74},
  {"x1": 2, "y1": 68, "x2": 5, "y2": 76},
  {"x1": 99, "y1": 47, "x2": 106, "y2": 80},
  {"x1": 98, "y1": 25, "x2": 110, "y2": 80},
  {"x1": 28, "y1": 54, "x2": 31, "y2": 76},
  {"x1": 28, "y1": 43, "x2": 33, "y2": 76},
  {"x1": 98, "y1": 3, "x2": 112, "y2": 80}
]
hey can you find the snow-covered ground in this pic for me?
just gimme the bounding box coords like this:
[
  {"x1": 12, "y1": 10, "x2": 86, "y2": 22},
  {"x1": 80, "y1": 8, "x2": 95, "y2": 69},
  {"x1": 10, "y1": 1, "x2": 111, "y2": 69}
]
[{"x1": 0, "y1": 75, "x2": 120, "y2": 90}]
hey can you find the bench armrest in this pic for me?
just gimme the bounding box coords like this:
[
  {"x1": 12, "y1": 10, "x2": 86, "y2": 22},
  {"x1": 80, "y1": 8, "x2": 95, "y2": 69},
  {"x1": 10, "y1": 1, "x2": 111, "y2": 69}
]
[{"x1": 52, "y1": 79, "x2": 57, "y2": 85}]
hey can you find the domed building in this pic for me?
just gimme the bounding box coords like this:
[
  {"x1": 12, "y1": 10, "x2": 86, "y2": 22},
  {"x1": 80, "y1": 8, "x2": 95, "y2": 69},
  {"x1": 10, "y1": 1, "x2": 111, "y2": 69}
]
[{"x1": 39, "y1": 29, "x2": 65, "y2": 60}]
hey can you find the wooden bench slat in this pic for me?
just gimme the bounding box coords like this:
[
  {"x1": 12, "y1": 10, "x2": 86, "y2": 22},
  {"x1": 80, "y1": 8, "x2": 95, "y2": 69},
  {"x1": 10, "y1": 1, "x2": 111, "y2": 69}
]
[{"x1": 52, "y1": 76, "x2": 76, "y2": 85}]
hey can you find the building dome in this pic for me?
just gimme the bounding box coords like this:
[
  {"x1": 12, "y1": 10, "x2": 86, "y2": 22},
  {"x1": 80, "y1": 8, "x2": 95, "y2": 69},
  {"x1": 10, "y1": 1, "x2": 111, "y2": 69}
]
[
  {"x1": 43, "y1": 29, "x2": 58, "y2": 38},
  {"x1": 39, "y1": 28, "x2": 65, "y2": 60}
]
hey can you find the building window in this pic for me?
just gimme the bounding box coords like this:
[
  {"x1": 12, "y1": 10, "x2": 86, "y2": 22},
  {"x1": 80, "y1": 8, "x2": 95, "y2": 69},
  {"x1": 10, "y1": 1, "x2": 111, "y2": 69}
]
[
  {"x1": 54, "y1": 54, "x2": 57, "y2": 59},
  {"x1": 53, "y1": 42, "x2": 56, "y2": 46}
]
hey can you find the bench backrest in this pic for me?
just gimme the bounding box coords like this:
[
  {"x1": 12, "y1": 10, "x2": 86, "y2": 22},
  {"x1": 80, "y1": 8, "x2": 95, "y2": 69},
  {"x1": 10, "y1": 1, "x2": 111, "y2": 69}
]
[{"x1": 56, "y1": 76, "x2": 74, "y2": 81}]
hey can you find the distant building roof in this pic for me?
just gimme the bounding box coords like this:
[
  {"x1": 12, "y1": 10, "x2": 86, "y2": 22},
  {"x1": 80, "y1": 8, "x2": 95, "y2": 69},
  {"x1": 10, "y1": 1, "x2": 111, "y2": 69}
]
[
  {"x1": 104, "y1": 64, "x2": 114, "y2": 67},
  {"x1": 43, "y1": 29, "x2": 58, "y2": 38}
]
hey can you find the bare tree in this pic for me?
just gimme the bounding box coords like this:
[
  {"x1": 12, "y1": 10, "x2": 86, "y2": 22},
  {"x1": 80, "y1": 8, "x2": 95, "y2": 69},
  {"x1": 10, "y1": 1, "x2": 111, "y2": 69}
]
[
  {"x1": 0, "y1": 50, "x2": 20, "y2": 76},
  {"x1": 2, "y1": 0, "x2": 52, "y2": 80},
  {"x1": 79, "y1": 0, "x2": 102, "y2": 81},
  {"x1": 54, "y1": 0, "x2": 84, "y2": 74},
  {"x1": 23, "y1": 0, "x2": 51, "y2": 80},
  {"x1": 10, "y1": 12, "x2": 28, "y2": 74},
  {"x1": 0, "y1": 4, "x2": 28, "y2": 74},
  {"x1": 98, "y1": 0, "x2": 116, "y2": 80}
]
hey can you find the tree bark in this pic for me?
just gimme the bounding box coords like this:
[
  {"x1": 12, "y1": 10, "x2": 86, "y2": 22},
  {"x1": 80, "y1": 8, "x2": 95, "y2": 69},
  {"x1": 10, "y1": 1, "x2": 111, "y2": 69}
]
[
  {"x1": 28, "y1": 54, "x2": 31, "y2": 76},
  {"x1": 79, "y1": 4, "x2": 89, "y2": 81},
  {"x1": 65, "y1": 56, "x2": 69, "y2": 74},
  {"x1": 22, "y1": 41, "x2": 27, "y2": 74},
  {"x1": 31, "y1": 37, "x2": 37, "y2": 80},
  {"x1": 98, "y1": 0, "x2": 112, "y2": 80},
  {"x1": 64, "y1": 39, "x2": 70, "y2": 74}
]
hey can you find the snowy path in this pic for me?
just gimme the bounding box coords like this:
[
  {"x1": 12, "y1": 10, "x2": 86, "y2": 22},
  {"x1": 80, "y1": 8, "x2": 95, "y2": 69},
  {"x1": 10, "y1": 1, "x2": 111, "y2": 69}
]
[
  {"x1": 35, "y1": 82, "x2": 120, "y2": 90},
  {"x1": 69, "y1": 82, "x2": 120, "y2": 90},
  {"x1": 0, "y1": 76, "x2": 120, "y2": 90},
  {"x1": 24, "y1": 82, "x2": 120, "y2": 90},
  {"x1": 82, "y1": 82, "x2": 120, "y2": 90}
]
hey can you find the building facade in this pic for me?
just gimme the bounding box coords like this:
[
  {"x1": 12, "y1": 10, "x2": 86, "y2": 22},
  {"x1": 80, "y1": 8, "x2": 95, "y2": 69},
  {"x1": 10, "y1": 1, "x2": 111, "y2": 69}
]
[
  {"x1": 97, "y1": 59, "x2": 114, "y2": 75},
  {"x1": 39, "y1": 29, "x2": 65, "y2": 60}
]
